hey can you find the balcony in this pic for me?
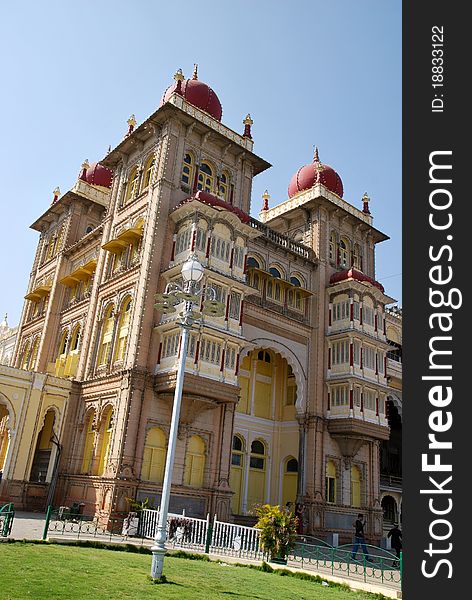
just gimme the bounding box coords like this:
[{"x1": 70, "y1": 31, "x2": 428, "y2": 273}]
[
  {"x1": 386, "y1": 354, "x2": 402, "y2": 380},
  {"x1": 327, "y1": 404, "x2": 390, "y2": 443},
  {"x1": 47, "y1": 352, "x2": 79, "y2": 378},
  {"x1": 249, "y1": 217, "x2": 317, "y2": 262},
  {"x1": 380, "y1": 474, "x2": 403, "y2": 491}
]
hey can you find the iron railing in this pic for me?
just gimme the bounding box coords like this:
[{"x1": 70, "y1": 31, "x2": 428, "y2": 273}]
[
  {"x1": 41, "y1": 505, "x2": 401, "y2": 588},
  {"x1": 0, "y1": 502, "x2": 14, "y2": 537}
]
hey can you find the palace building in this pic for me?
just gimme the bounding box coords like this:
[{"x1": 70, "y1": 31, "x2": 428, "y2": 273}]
[{"x1": 0, "y1": 66, "x2": 402, "y2": 543}]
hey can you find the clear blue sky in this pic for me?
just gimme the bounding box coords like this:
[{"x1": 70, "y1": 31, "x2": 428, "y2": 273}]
[{"x1": 0, "y1": 0, "x2": 401, "y2": 326}]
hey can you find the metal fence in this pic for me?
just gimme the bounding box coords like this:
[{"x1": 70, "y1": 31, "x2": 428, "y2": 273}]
[
  {"x1": 0, "y1": 502, "x2": 15, "y2": 537},
  {"x1": 41, "y1": 505, "x2": 401, "y2": 587},
  {"x1": 290, "y1": 540, "x2": 402, "y2": 585}
]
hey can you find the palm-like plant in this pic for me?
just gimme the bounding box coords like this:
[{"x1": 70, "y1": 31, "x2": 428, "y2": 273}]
[{"x1": 255, "y1": 504, "x2": 298, "y2": 561}]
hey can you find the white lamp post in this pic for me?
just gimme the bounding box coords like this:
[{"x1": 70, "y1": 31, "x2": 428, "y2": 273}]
[{"x1": 150, "y1": 255, "x2": 224, "y2": 580}]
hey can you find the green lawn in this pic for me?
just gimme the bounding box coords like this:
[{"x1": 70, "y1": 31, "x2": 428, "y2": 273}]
[{"x1": 0, "y1": 543, "x2": 383, "y2": 600}]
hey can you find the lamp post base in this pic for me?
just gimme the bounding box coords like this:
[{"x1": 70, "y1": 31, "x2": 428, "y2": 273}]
[{"x1": 150, "y1": 544, "x2": 166, "y2": 580}]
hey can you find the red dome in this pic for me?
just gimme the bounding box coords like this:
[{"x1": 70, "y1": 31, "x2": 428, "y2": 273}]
[
  {"x1": 161, "y1": 74, "x2": 222, "y2": 121},
  {"x1": 288, "y1": 149, "x2": 343, "y2": 198},
  {"x1": 85, "y1": 162, "x2": 113, "y2": 188}
]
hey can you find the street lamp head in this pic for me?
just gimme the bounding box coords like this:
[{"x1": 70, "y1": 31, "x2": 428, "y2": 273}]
[{"x1": 181, "y1": 256, "x2": 204, "y2": 283}]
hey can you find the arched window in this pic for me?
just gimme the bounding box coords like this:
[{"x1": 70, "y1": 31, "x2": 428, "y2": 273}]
[
  {"x1": 250, "y1": 440, "x2": 266, "y2": 469},
  {"x1": 351, "y1": 464, "x2": 361, "y2": 507},
  {"x1": 247, "y1": 257, "x2": 260, "y2": 269},
  {"x1": 326, "y1": 460, "x2": 337, "y2": 503},
  {"x1": 184, "y1": 435, "x2": 206, "y2": 487},
  {"x1": 181, "y1": 152, "x2": 194, "y2": 187},
  {"x1": 97, "y1": 305, "x2": 115, "y2": 367},
  {"x1": 269, "y1": 267, "x2": 282, "y2": 279},
  {"x1": 141, "y1": 427, "x2": 167, "y2": 482},
  {"x1": 353, "y1": 243, "x2": 363, "y2": 270},
  {"x1": 20, "y1": 340, "x2": 31, "y2": 370},
  {"x1": 30, "y1": 336, "x2": 40, "y2": 369},
  {"x1": 381, "y1": 495, "x2": 398, "y2": 524},
  {"x1": 290, "y1": 276, "x2": 302, "y2": 287},
  {"x1": 230, "y1": 435, "x2": 245, "y2": 514},
  {"x1": 282, "y1": 457, "x2": 298, "y2": 507},
  {"x1": 81, "y1": 411, "x2": 95, "y2": 474},
  {"x1": 114, "y1": 297, "x2": 132, "y2": 363},
  {"x1": 70, "y1": 324, "x2": 81, "y2": 353},
  {"x1": 97, "y1": 409, "x2": 113, "y2": 476},
  {"x1": 247, "y1": 440, "x2": 266, "y2": 509},
  {"x1": 124, "y1": 167, "x2": 139, "y2": 204},
  {"x1": 257, "y1": 350, "x2": 271, "y2": 364},
  {"x1": 329, "y1": 232, "x2": 337, "y2": 263},
  {"x1": 340, "y1": 238, "x2": 350, "y2": 268},
  {"x1": 30, "y1": 409, "x2": 56, "y2": 482},
  {"x1": 286, "y1": 364, "x2": 297, "y2": 406},
  {"x1": 197, "y1": 161, "x2": 214, "y2": 193},
  {"x1": 142, "y1": 154, "x2": 156, "y2": 189},
  {"x1": 219, "y1": 171, "x2": 230, "y2": 200}
]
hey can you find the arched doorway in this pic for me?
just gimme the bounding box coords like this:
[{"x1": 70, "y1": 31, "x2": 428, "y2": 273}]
[
  {"x1": 381, "y1": 495, "x2": 398, "y2": 526},
  {"x1": 0, "y1": 403, "x2": 11, "y2": 478},
  {"x1": 230, "y1": 348, "x2": 300, "y2": 515},
  {"x1": 381, "y1": 400, "x2": 402, "y2": 483},
  {"x1": 30, "y1": 409, "x2": 56, "y2": 483}
]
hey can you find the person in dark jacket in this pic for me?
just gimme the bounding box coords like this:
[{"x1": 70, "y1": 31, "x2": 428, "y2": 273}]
[
  {"x1": 387, "y1": 523, "x2": 402, "y2": 566},
  {"x1": 351, "y1": 513, "x2": 372, "y2": 562}
]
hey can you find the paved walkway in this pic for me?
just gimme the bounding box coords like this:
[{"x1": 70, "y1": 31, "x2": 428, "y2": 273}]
[
  {"x1": 9, "y1": 511, "x2": 46, "y2": 540},
  {"x1": 6, "y1": 512, "x2": 402, "y2": 599}
]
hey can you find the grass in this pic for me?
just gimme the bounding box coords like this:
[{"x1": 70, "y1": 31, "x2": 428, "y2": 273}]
[{"x1": 0, "y1": 542, "x2": 387, "y2": 600}]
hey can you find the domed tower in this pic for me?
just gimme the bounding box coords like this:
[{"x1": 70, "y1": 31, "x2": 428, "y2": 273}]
[
  {"x1": 288, "y1": 147, "x2": 344, "y2": 198},
  {"x1": 161, "y1": 64, "x2": 223, "y2": 121},
  {"x1": 79, "y1": 161, "x2": 113, "y2": 189}
]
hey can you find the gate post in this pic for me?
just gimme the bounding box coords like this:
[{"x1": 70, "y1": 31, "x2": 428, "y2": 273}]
[{"x1": 42, "y1": 505, "x2": 52, "y2": 540}]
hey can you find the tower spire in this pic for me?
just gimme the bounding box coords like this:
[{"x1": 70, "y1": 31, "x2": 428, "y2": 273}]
[
  {"x1": 243, "y1": 114, "x2": 253, "y2": 139},
  {"x1": 313, "y1": 146, "x2": 320, "y2": 162},
  {"x1": 173, "y1": 68, "x2": 185, "y2": 95},
  {"x1": 362, "y1": 192, "x2": 371, "y2": 214},
  {"x1": 192, "y1": 63, "x2": 198, "y2": 80},
  {"x1": 262, "y1": 189, "x2": 270, "y2": 211}
]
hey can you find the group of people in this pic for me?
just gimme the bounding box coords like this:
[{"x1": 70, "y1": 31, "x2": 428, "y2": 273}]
[
  {"x1": 284, "y1": 503, "x2": 402, "y2": 566},
  {"x1": 351, "y1": 513, "x2": 402, "y2": 567}
]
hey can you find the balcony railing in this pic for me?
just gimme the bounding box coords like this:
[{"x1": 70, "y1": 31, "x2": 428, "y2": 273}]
[{"x1": 249, "y1": 218, "x2": 317, "y2": 262}]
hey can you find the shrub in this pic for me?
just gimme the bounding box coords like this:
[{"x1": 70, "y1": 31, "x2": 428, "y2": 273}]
[{"x1": 254, "y1": 504, "x2": 298, "y2": 560}]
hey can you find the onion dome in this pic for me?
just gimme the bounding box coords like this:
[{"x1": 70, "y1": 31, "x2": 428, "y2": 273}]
[
  {"x1": 288, "y1": 147, "x2": 343, "y2": 198},
  {"x1": 179, "y1": 190, "x2": 250, "y2": 224},
  {"x1": 330, "y1": 268, "x2": 385, "y2": 293},
  {"x1": 83, "y1": 162, "x2": 113, "y2": 188},
  {"x1": 161, "y1": 64, "x2": 223, "y2": 122}
]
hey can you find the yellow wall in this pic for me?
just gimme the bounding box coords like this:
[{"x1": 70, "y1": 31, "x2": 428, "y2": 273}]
[{"x1": 0, "y1": 367, "x2": 71, "y2": 484}]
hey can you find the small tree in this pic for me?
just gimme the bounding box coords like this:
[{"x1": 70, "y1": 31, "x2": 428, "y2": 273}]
[{"x1": 255, "y1": 504, "x2": 298, "y2": 561}]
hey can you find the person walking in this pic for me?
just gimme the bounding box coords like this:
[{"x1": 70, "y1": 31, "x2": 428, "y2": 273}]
[
  {"x1": 351, "y1": 513, "x2": 372, "y2": 562},
  {"x1": 387, "y1": 523, "x2": 402, "y2": 567}
]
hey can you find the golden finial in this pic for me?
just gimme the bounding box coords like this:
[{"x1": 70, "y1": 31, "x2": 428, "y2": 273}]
[
  {"x1": 362, "y1": 192, "x2": 370, "y2": 203},
  {"x1": 81, "y1": 159, "x2": 90, "y2": 171},
  {"x1": 313, "y1": 146, "x2": 320, "y2": 162},
  {"x1": 243, "y1": 114, "x2": 254, "y2": 139},
  {"x1": 52, "y1": 187, "x2": 61, "y2": 204},
  {"x1": 173, "y1": 68, "x2": 185, "y2": 82},
  {"x1": 192, "y1": 64, "x2": 198, "y2": 80},
  {"x1": 127, "y1": 114, "x2": 137, "y2": 129}
]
